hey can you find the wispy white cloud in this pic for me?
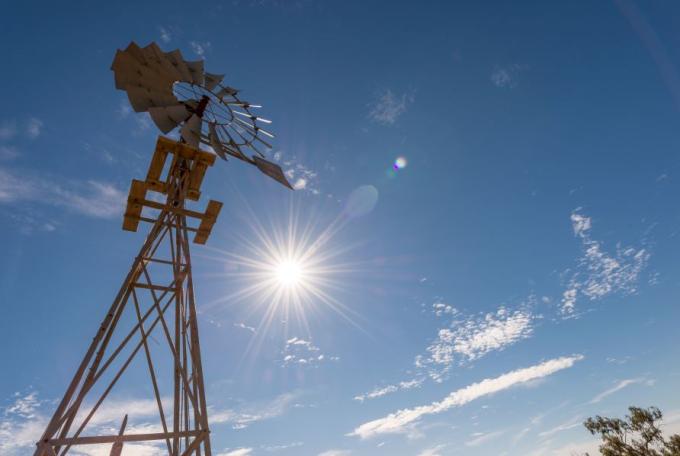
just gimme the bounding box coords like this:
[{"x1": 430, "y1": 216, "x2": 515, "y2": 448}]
[
  {"x1": 432, "y1": 301, "x2": 457, "y2": 317},
  {"x1": 349, "y1": 355, "x2": 583, "y2": 439},
  {"x1": 190, "y1": 41, "x2": 211, "y2": 56},
  {"x1": 116, "y1": 99, "x2": 155, "y2": 135},
  {"x1": 0, "y1": 120, "x2": 17, "y2": 140},
  {"x1": 273, "y1": 151, "x2": 321, "y2": 194},
  {"x1": 0, "y1": 393, "x2": 180, "y2": 456},
  {"x1": 367, "y1": 89, "x2": 414, "y2": 125},
  {"x1": 4, "y1": 391, "x2": 297, "y2": 455},
  {"x1": 116, "y1": 99, "x2": 132, "y2": 118},
  {"x1": 77, "y1": 397, "x2": 162, "y2": 427},
  {"x1": 589, "y1": 378, "x2": 650, "y2": 404},
  {"x1": 261, "y1": 441, "x2": 303, "y2": 451},
  {"x1": 318, "y1": 450, "x2": 352, "y2": 456},
  {"x1": 211, "y1": 392, "x2": 299, "y2": 430},
  {"x1": 81, "y1": 141, "x2": 116, "y2": 165},
  {"x1": 282, "y1": 337, "x2": 338, "y2": 367},
  {"x1": 571, "y1": 212, "x2": 591, "y2": 237},
  {"x1": 26, "y1": 117, "x2": 43, "y2": 139},
  {"x1": 234, "y1": 322, "x2": 256, "y2": 333},
  {"x1": 0, "y1": 410, "x2": 47, "y2": 455},
  {"x1": 561, "y1": 210, "x2": 650, "y2": 314},
  {"x1": 2, "y1": 391, "x2": 43, "y2": 419},
  {"x1": 417, "y1": 445, "x2": 446, "y2": 456},
  {"x1": 159, "y1": 26, "x2": 171, "y2": 43},
  {"x1": 0, "y1": 118, "x2": 42, "y2": 140},
  {"x1": 134, "y1": 113, "x2": 153, "y2": 132},
  {"x1": 0, "y1": 167, "x2": 125, "y2": 219},
  {"x1": 605, "y1": 356, "x2": 632, "y2": 365},
  {"x1": 217, "y1": 448, "x2": 253, "y2": 456},
  {"x1": 0, "y1": 145, "x2": 19, "y2": 160},
  {"x1": 513, "y1": 426, "x2": 531, "y2": 444},
  {"x1": 465, "y1": 430, "x2": 505, "y2": 447},
  {"x1": 490, "y1": 64, "x2": 527, "y2": 88},
  {"x1": 416, "y1": 306, "x2": 534, "y2": 382},
  {"x1": 538, "y1": 416, "x2": 583, "y2": 438},
  {"x1": 354, "y1": 378, "x2": 424, "y2": 402}
]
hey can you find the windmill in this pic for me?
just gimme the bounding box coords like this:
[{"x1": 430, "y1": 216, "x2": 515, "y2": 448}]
[{"x1": 34, "y1": 41, "x2": 292, "y2": 456}]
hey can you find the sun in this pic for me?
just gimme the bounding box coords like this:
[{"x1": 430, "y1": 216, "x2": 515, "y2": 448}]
[
  {"x1": 274, "y1": 259, "x2": 304, "y2": 287},
  {"x1": 200, "y1": 204, "x2": 361, "y2": 340}
]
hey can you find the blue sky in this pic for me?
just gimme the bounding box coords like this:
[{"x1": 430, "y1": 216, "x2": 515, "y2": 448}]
[{"x1": 2, "y1": 0, "x2": 680, "y2": 455}]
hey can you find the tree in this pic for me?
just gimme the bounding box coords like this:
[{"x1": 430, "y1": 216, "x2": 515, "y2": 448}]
[{"x1": 583, "y1": 406, "x2": 680, "y2": 455}]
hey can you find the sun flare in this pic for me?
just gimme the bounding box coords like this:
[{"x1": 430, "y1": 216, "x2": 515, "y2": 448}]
[
  {"x1": 274, "y1": 258, "x2": 305, "y2": 287},
  {"x1": 201, "y1": 205, "x2": 362, "y2": 341}
]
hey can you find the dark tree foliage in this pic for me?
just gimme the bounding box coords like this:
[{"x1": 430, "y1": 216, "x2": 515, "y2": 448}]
[{"x1": 583, "y1": 406, "x2": 680, "y2": 456}]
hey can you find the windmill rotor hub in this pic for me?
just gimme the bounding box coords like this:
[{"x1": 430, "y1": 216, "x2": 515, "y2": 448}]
[{"x1": 193, "y1": 95, "x2": 210, "y2": 118}]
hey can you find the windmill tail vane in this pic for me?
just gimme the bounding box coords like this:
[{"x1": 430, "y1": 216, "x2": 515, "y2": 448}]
[{"x1": 34, "y1": 41, "x2": 292, "y2": 456}]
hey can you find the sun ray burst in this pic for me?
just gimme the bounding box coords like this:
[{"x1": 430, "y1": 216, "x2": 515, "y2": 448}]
[{"x1": 196, "y1": 201, "x2": 368, "y2": 367}]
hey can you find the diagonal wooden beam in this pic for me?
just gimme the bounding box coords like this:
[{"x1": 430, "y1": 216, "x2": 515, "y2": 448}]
[{"x1": 132, "y1": 289, "x2": 172, "y2": 454}]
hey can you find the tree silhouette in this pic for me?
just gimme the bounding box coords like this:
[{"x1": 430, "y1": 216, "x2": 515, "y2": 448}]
[{"x1": 583, "y1": 406, "x2": 680, "y2": 455}]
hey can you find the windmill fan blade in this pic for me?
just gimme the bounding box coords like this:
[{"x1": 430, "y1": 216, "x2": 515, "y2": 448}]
[
  {"x1": 253, "y1": 156, "x2": 293, "y2": 189},
  {"x1": 203, "y1": 72, "x2": 224, "y2": 91},
  {"x1": 183, "y1": 99, "x2": 199, "y2": 110},
  {"x1": 111, "y1": 51, "x2": 142, "y2": 90},
  {"x1": 207, "y1": 122, "x2": 228, "y2": 160},
  {"x1": 253, "y1": 133, "x2": 273, "y2": 150},
  {"x1": 181, "y1": 114, "x2": 202, "y2": 148},
  {"x1": 143, "y1": 43, "x2": 183, "y2": 83},
  {"x1": 227, "y1": 102, "x2": 261, "y2": 108},
  {"x1": 257, "y1": 127, "x2": 275, "y2": 139},
  {"x1": 148, "y1": 108, "x2": 178, "y2": 133},
  {"x1": 185, "y1": 60, "x2": 205, "y2": 85},
  {"x1": 225, "y1": 144, "x2": 252, "y2": 162},
  {"x1": 112, "y1": 42, "x2": 284, "y2": 185},
  {"x1": 233, "y1": 110, "x2": 252, "y2": 118},
  {"x1": 164, "y1": 49, "x2": 194, "y2": 83},
  {"x1": 148, "y1": 104, "x2": 191, "y2": 133},
  {"x1": 233, "y1": 110, "x2": 272, "y2": 125},
  {"x1": 216, "y1": 86, "x2": 239, "y2": 99},
  {"x1": 112, "y1": 44, "x2": 178, "y2": 95},
  {"x1": 124, "y1": 44, "x2": 179, "y2": 87},
  {"x1": 124, "y1": 41, "x2": 148, "y2": 66},
  {"x1": 167, "y1": 103, "x2": 192, "y2": 123},
  {"x1": 217, "y1": 128, "x2": 252, "y2": 162},
  {"x1": 126, "y1": 86, "x2": 179, "y2": 112}
]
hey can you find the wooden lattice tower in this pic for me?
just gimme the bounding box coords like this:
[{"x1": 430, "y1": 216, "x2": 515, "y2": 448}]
[
  {"x1": 34, "y1": 41, "x2": 292, "y2": 456},
  {"x1": 35, "y1": 137, "x2": 221, "y2": 455}
]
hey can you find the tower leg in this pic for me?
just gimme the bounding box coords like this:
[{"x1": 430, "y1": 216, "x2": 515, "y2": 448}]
[
  {"x1": 34, "y1": 210, "x2": 211, "y2": 455},
  {"x1": 35, "y1": 138, "x2": 219, "y2": 456}
]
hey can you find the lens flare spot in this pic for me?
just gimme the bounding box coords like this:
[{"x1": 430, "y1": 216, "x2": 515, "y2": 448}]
[{"x1": 394, "y1": 156, "x2": 408, "y2": 170}]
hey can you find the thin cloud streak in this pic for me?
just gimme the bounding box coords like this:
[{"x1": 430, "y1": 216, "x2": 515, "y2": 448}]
[
  {"x1": 348, "y1": 355, "x2": 583, "y2": 439},
  {"x1": 590, "y1": 378, "x2": 647, "y2": 404},
  {"x1": 354, "y1": 378, "x2": 424, "y2": 402},
  {"x1": 465, "y1": 430, "x2": 505, "y2": 447},
  {"x1": 217, "y1": 449, "x2": 253, "y2": 456},
  {"x1": 211, "y1": 391, "x2": 300, "y2": 430},
  {"x1": 538, "y1": 416, "x2": 583, "y2": 438},
  {"x1": 0, "y1": 167, "x2": 125, "y2": 219}
]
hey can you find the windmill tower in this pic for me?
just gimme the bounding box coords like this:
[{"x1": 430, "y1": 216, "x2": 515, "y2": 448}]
[{"x1": 35, "y1": 42, "x2": 292, "y2": 456}]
